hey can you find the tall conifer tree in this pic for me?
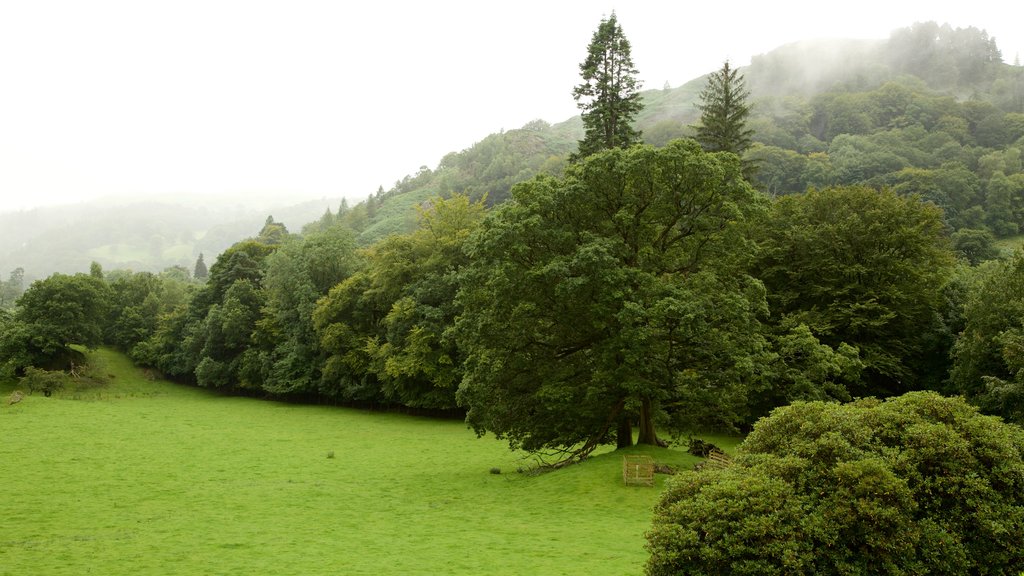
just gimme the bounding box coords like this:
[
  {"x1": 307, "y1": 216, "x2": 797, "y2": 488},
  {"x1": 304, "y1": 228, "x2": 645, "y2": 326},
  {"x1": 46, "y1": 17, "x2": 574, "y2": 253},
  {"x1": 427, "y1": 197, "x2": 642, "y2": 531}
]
[
  {"x1": 571, "y1": 12, "x2": 643, "y2": 161},
  {"x1": 694, "y1": 60, "x2": 754, "y2": 157},
  {"x1": 193, "y1": 253, "x2": 208, "y2": 281}
]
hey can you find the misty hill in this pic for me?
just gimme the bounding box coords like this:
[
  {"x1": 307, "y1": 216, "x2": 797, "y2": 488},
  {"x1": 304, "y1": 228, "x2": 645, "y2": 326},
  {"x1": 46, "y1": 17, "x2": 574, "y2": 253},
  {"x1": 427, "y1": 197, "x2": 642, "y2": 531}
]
[
  {"x1": 336, "y1": 21, "x2": 1022, "y2": 246},
  {"x1": 0, "y1": 196, "x2": 341, "y2": 282}
]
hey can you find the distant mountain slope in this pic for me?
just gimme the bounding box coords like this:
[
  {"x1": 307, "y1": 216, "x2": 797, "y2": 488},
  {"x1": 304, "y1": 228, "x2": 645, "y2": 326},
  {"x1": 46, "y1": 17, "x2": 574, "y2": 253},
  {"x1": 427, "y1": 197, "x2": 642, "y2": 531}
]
[{"x1": 0, "y1": 197, "x2": 340, "y2": 281}]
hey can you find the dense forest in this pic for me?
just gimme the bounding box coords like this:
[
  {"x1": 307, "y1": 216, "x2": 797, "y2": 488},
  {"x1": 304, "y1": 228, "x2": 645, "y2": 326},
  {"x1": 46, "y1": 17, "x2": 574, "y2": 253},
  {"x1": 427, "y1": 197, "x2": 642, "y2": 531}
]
[{"x1": 4, "y1": 18, "x2": 1024, "y2": 573}]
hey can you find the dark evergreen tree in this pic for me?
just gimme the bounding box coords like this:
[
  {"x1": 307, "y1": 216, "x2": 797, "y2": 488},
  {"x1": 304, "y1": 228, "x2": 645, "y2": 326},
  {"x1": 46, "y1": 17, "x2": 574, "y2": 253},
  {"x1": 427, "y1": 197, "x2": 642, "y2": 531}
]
[
  {"x1": 193, "y1": 253, "x2": 208, "y2": 281},
  {"x1": 571, "y1": 12, "x2": 643, "y2": 161},
  {"x1": 694, "y1": 60, "x2": 754, "y2": 157}
]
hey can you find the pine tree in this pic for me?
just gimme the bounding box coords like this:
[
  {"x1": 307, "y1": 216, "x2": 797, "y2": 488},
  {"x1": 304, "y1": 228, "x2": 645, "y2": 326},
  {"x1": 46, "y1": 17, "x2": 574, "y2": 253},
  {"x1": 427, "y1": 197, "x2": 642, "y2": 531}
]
[
  {"x1": 193, "y1": 253, "x2": 208, "y2": 281},
  {"x1": 694, "y1": 60, "x2": 754, "y2": 158},
  {"x1": 571, "y1": 12, "x2": 643, "y2": 161}
]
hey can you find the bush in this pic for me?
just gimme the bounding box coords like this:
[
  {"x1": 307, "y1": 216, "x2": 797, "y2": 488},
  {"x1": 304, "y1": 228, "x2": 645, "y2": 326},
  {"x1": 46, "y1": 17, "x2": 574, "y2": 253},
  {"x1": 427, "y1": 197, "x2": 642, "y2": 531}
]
[
  {"x1": 21, "y1": 367, "x2": 68, "y2": 397},
  {"x1": 646, "y1": 392, "x2": 1024, "y2": 575}
]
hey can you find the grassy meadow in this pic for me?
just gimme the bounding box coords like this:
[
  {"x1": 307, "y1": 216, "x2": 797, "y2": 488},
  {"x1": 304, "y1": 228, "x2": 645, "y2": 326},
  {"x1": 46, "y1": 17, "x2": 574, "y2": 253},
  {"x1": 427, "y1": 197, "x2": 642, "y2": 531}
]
[{"x1": 0, "y1": 349, "x2": 735, "y2": 575}]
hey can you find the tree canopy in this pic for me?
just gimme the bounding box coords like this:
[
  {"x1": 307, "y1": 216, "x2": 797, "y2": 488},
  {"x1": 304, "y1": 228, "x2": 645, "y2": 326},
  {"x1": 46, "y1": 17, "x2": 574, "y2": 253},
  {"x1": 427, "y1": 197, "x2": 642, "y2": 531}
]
[
  {"x1": 754, "y1": 186, "x2": 956, "y2": 396},
  {"x1": 1, "y1": 272, "x2": 111, "y2": 371},
  {"x1": 456, "y1": 139, "x2": 767, "y2": 461}
]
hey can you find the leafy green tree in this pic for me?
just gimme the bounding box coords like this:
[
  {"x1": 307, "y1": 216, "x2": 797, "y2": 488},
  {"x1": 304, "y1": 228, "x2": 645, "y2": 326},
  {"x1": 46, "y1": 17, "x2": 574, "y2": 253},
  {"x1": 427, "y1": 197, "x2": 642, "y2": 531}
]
[
  {"x1": 694, "y1": 60, "x2": 755, "y2": 159},
  {"x1": 457, "y1": 140, "x2": 766, "y2": 461},
  {"x1": 8, "y1": 273, "x2": 112, "y2": 370},
  {"x1": 951, "y1": 249, "x2": 1024, "y2": 422},
  {"x1": 105, "y1": 271, "x2": 163, "y2": 352},
  {"x1": 647, "y1": 392, "x2": 1024, "y2": 575},
  {"x1": 255, "y1": 224, "x2": 360, "y2": 396},
  {"x1": 951, "y1": 228, "x2": 1001, "y2": 265},
  {"x1": 257, "y1": 215, "x2": 289, "y2": 245},
  {"x1": 313, "y1": 271, "x2": 382, "y2": 402},
  {"x1": 744, "y1": 322, "x2": 864, "y2": 423},
  {"x1": 315, "y1": 195, "x2": 484, "y2": 408},
  {"x1": 143, "y1": 239, "x2": 276, "y2": 386},
  {"x1": 745, "y1": 144, "x2": 808, "y2": 195},
  {"x1": 754, "y1": 186, "x2": 956, "y2": 396},
  {"x1": 367, "y1": 195, "x2": 485, "y2": 409},
  {"x1": 571, "y1": 12, "x2": 643, "y2": 160}
]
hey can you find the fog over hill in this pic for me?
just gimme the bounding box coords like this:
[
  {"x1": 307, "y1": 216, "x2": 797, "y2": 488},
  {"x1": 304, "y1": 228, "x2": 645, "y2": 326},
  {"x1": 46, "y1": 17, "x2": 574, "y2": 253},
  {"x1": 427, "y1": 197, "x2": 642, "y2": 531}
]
[
  {"x1": 3, "y1": 20, "x2": 1021, "y2": 281},
  {"x1": 0, "y1": 196, "x2": 342, "y2": 282}
]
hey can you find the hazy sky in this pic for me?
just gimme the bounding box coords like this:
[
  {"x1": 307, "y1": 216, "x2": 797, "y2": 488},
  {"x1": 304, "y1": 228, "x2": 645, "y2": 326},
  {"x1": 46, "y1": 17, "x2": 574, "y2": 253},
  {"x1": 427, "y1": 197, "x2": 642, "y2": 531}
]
[{"x1": 1, "y1": 1, "x2": 1020, "y2": 214}]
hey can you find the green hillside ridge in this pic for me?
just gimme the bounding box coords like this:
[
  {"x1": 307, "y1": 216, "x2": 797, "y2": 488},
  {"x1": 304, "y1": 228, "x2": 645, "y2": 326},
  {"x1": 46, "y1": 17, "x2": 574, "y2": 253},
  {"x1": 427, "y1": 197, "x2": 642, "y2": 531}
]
[{"x1": 345, "y1": 22, "x2": 1022, "y2": 245}]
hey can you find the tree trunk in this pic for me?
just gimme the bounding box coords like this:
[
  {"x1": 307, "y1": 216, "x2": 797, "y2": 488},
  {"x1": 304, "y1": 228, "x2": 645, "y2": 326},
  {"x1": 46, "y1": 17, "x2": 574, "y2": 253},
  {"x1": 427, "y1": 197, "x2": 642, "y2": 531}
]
[
  {"x1": 616, "y1": 415, "x2": 633, "y2": 448},
  {"x1": 637, "y1": 396, "x2": 658, "y2": 445}
]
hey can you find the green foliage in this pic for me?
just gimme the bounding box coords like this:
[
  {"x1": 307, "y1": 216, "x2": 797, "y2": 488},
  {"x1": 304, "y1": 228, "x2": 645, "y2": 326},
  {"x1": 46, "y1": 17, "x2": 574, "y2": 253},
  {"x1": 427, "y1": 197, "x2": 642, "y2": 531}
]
[
  {"x1": 315, "y1": 195, "x2": 484, "y2": 408},
  {"x1": 457, "y1": 140, "x2": 766, "y2": 458},
  {"x1": 571, "y1": 12, "x2": 643, "y2": 160},
  {"x1": 951, "y1": 249, "x2": 1024, "y2": 422},
  {"x1": 745, "y1": 323, "x2": 863, "y2": 423},
  {"x1": 19, "y1": 366, "x2": 68, "y2": 396},
  {"x1": 8, "y1": 272, "x2": 112, "y2": 370},
  {"x1": 104, "y1": 271, "x2": 193, "y2": 360},
  {"x1": 647, "y1": 392, "x2": 1024, "y2": 575},
  {"x1": 254, "y1": 223, "x2": 361, "y2": 395},
  {"x1": 695, "y1": 60, "x2": 755, "y2": 158},
  {"x1": 436, "y1": 122, "x2": 575, "y2": 205},
  {"x1": 0, "y1": 267, "x2": 24, "y2": 310},
  {"x1": 951, "y1": 227, "x2": 1002, "y2": 265},
  {"x1": 755, "y1": 186, "x2": 956, "y2": 395}
]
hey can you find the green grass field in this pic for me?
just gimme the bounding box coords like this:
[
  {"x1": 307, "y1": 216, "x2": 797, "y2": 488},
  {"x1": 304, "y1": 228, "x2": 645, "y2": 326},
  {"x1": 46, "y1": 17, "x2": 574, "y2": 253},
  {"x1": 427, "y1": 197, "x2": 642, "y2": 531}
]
[{"x1": 0, "y1": 349, "x2": 736, "y2": 575}]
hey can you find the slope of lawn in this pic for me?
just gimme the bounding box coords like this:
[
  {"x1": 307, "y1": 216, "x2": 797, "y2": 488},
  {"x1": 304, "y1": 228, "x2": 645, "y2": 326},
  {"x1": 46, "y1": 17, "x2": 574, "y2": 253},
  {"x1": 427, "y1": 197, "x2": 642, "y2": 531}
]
[{"x1": 0, "y1": 349, "x2": 738, "y2": 576}]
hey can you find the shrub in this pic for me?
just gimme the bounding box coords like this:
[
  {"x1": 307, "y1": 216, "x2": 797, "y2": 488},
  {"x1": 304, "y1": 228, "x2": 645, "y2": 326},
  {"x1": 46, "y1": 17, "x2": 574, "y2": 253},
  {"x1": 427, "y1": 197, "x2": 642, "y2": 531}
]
[
  {"x1": 21, "y1": 367, "x2": 68, "y2": 397},
  {"x1": 646, "y1": 392, "x2": 1024, "y2": 575}
]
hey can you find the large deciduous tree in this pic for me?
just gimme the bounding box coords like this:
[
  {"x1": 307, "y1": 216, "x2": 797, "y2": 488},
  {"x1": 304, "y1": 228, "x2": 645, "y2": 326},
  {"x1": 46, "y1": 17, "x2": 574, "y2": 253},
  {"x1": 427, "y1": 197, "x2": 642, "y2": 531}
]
[
  {"x1": 571, "y1": 12, "x2": 643, "y2": 161},
  {"x1": 754, "y1": 186, "x2": 955, "y2": 397},
  {"x1": 647, "y1": 392, "x2": 1024, "y2": 575},
  {"x1": 694, "y1": 60, "x2": 754, "y2": 159},
  {"x1": 456, "y1": 140, "x2": 767, "y2": 463},
  {"x1": 4, "y1": 273, "x2": 111, "y2": 370}
]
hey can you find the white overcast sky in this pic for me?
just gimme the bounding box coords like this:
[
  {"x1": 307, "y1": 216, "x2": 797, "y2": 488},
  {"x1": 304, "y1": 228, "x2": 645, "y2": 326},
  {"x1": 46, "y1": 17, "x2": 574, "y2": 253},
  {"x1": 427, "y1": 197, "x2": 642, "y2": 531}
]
[{"x1": 0, "y1": 1, "x2": 1020, "y2": 214}]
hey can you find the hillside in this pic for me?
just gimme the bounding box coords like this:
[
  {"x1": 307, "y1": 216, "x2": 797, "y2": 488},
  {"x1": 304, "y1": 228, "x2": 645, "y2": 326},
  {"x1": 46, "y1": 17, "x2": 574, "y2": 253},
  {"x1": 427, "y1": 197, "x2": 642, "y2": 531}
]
[
  {"x1": 5, "y1": 21, "x2": 1023, "y2": 278},
  {"x1": 0, "y1": 196, "x2": 342, "y2": 282},
  {"x1": 337, "y1": 22, "x2": 1022, "y2": 245}
]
